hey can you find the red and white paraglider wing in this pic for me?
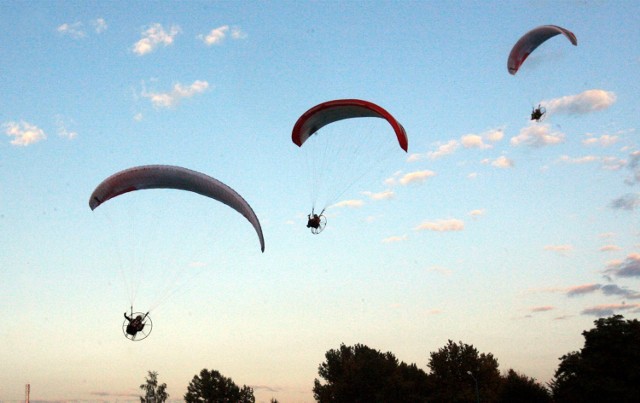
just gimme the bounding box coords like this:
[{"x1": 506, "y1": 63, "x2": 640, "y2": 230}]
[
  {"x1": 507, "y1": 25, "x2": 577, "y2": 75},
  {"x1": 89, "y1": 165, "x2": 265, "y2": 252},
  {"x1": 291, "y1": 99, "x2": 408, "y2": 152}
]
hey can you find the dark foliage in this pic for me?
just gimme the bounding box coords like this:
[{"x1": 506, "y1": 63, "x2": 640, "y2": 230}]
[
  {"x1": 551, "y1": 315, "x2": 640, "y2": 403},
  {"x1": 184, "y1": 368, "x2": 255, "y2": 403}
]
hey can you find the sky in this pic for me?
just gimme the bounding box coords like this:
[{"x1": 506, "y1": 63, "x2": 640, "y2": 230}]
[{"x1": 1, "y1": 0, "x2": 639, "y2": 401}]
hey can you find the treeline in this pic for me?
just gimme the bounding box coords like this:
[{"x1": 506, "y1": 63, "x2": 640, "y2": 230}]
[{"x1": 140, "y1": 315, "x2": 640, "y2": 402}]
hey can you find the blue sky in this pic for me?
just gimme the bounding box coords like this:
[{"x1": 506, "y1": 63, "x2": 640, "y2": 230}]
[{"x1": 1, "y1": 1, "x2": 639, "y2": 401}]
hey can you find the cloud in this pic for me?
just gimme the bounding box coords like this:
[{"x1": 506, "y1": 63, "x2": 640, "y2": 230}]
[
  {"x1": 599, "y1": 245, "x2": 622, "y2": 252},
  {"x1": 3, "y1": 121, "x2": 46, "y2": 146},
  {"x1": 468, "y1": 209, "x2": 485, "y2": 217},
  {"x1": 198, "y1": 25, "x2": 247, "y2": 46},
  {"x1": 428, "y1": 140, "x2": 459, "y2": 159},
  {"x1": 605, "y1": 253, "x2": 640, "y2": 278},
  {"x1": 610, "y1": 193, "x2": 640, "y2": 211},
  {"x1": 481, "y1": 155, "x2": 514, "y2": 168},
  {"x1": 461, "y1": 134, "x2": 490, "y2": 149},
  {"x1": 557, "y1": 155, "x2": 599, "y2": 164},
  {"x1": 600, "y1": 284, "x2": 640, "y2": 299},
  {"x1": 331, "y1": 199, "x2": 364, "y2": 208},
  {"x1": 566, "y1": 283, "x2": 601, "y2": 297},
  {"x1": 57, "y1": 22, "x2": 85, "y2": 39},
  {"x1": 529, "y1": 306, "x2": 554, "y2": 313},
  {"x1": 415, "y1": 218, "x2": 464, "y2": 232},
  {"x1": 362, "y1": 190, "x2": 394, "y2": 200},
  {"x1": 382, "y1": 235, "x2": 408, "y2": 243},
  {"x1": 544, "y1": 244, "x2": 573, "y2": 255},
  {"x1": 581, "y1": 303, "x2": 640, "y2": 317},
  {"x1": 133, "y1": 23, "x2": 180, "y2": 55},
  {"x1": 510, "y1": 124, "x2": 564, "y2": 148},
  {"x1": 143, "y1": 80, "x2": 209, "y2": 108},
  {"x1": 55, "y1": 115, "x2": 78, "y2": 140},
  {"x1": 427, "y1": 266, "x2": 453, "y2": 276},
  {"x1": 582, "y1": 134, "x2": 619, "y2": 147},
  {"x1": 92, "y1": 18, "x2": 108, "y2": 33},
  {"x1": 397, "y1": 170, "x2": 436, "y2": 185},
  {"x1": 542, "y1": 89, "x2": 616, "y2": 115}
]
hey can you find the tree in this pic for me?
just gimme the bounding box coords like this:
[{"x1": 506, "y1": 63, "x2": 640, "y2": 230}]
[
  {"x1": 139, "y1": 371, "x2": 169, "y2": 403},
  {"x1": 497, "y1": 369, "x2": 551, "y2": 403},
  {"x1": 313, "y1": 343, "x2": 429, "y2": 402},
  {"x1": 551, "y1": 315, "x2": 640, "y2": 402},
  {"x1": 184, "y1": 368, "x2": 255, "y2": 403},
  {"x1": 427, "y1": 339, "x2": 502, "y2": 402}
]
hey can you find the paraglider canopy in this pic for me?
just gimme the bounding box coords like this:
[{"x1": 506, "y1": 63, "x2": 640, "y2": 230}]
[
  {"x1": 291, "y1": 99, "x2": 408, "y2": 152},
  {"x1": 507, "y1": 25, "x2": 577, "y2": 75},
  {"x1": 89, "y1": 164, "x2": 265, "y2": 252}
]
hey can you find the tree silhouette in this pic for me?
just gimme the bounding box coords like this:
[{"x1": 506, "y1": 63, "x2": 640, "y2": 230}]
[
  {"x1": 497, "y1": 369, "x2": 551, "y2": 403},
  {"x1": 184, "y1": 368, "x2": 255, "y2": 403},
  {"x1": 427, "y1": 339, "x2": 502, "y2": 402},
  {"x1": 139, "y1": 371, "x2": 169, "y2": 403},
  {"x1": 313, "y1": 343, "x2": 429, "y2": 402},
  {"x1": 551, "y1": 315, "x2": 640, "y2": 402}
]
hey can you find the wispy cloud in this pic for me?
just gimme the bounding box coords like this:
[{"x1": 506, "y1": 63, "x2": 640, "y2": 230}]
[
  {"x1": 582, "y1": 133, "x2": 619, "y2": 147},
  {"x1": 57, "y1": 22, "x2": 85, "y2": 39},
  {"x1": 331, "y1": 199, "x2": 364, "y2": 208},
  {"x1": 362, "y1": 190, "x2": 394, "y2": 200},
  {"x1": 529, "y1": 306, "x2": 554, "y2": 313},
  {"x1": 610, "y1": 193, "x2": 640, "y2": 211},
  {"x1": 428, "y1": 140, "x2": 459, "y2": 159},
  {"x1": 143, "y1": 80, "x2": 209, "y2": 108},
  {"x1": 58, "y1": 18, "x2": 107, "y2": 38},
  {"x1": 92, "y1": 18, "x2": 108, "y2": 33},
  {"x1": 468, "y1": 209, "x2": 485, "y2": 218},
  {"x1": 581, "y1": 303, "x2": 640, "y2": 317},
  {"x1": 511, "y1": 124, "x2": 564, "y2": 148},
  {"x1": 133, "y1": 23, "x2": 180, "y2": 55},
  {"x1": 55, "y1": 115, "x2": 78, "y2": 140},
  {"x1": 599, "y1": 245, "x2": 622, "y2": 252},
  {"x1": 481, "y1": 155, "x2": 514, "y2": 168},
  {"x1": 382, "y1": 235, "x2": 408, "y2": 243},
  {"x1": 386, "y1": 170, "x2": 436, "y2": 185},
  {"x1": 605, "y1": 253, "x2": 640, "y2": 278},
  {"x1": 198, "y1": 25, "x2": 247, "y2": 45},
  {"x1": 566, "y1": 283, "x2": 601, "y2": 297},
  {"x1": 415, "y1": 218, "x2": 464, "y2": 232},
  {"x1": 399, "y1": 170, "x2": 436, "y2": 185},
  {"x1": 544, "y1": 244, "x2": 573, "y2": 255},
  {"x1": 3, "y1": 121, "x2": 46, "y2": 146},
  {"x1": 542, "y1": 89, "x2": 616, "y2": 115}
]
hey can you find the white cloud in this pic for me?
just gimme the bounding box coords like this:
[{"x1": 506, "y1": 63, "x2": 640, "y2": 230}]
[
  {"x1": 510, "y1": 123, "x2": 564, "y2": 148},
  {"x1": 199, "y1": 25, "x2": 247, "y2": 45},
  {"x1": 582, "y1": 134, "x2": 619, "y2": 147},
  {"x1": 382, "y1": 235, "x2": 407, "y2": 243},
  {"x1": 93, "y1": 18, "x2": 108, "y2": 33},
  {"x1": 57, "y1": 22, "x2": 85, "y2": 39},
  {"x1": 428, "y1": 140, "x2": 459, "y2": 159},
  {"x1": 544, "y1": 244, "x2": 573, "y2": 255},
  {"x1": 461, "y1": 134, "x2": 489, "y2": 149},
  {"x1": 415, "y1": 218, "x2": 464, "y2": 232},
  {"x1": 542, "y1": 89, "x2": 616, "y2": 115},
  {"x1": 143, "y1": 80, "x2": 209, "y2": 108},
  {"x1": 484, "y1": 128, "x2": 504, "y2": 142},
  {"x1": 599, "y1": 245, "x2": 622, "y2": 252},
  {"x1": 133, "y1": 23, "x2": 180, "y2": 55},
  {"x1": 3, "y1": 121, "x2": 46, "y2": 146},
  {"x1": 331, "y1": 199, "x2": 364, "y2": 208},
  {"x1": 557, "y1": 155, "x2": 599, "y2": 164},
  {"x1": 55, "y1": 115, "x2": 78, "y2": 140},
  {"x1": 468, "y1": 209, "x2": 485, "y2": 217},
  {"x1": 362, "y1": 190, "x2": 394, "y2": 200},
  {"x1": 399, "y1": 170, "x2": 436, "y2": 185},
  {"x1": 482, "y1": 155, "x2": 514, "y2": 168}
]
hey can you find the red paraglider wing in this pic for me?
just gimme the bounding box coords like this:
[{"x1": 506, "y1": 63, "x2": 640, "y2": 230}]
[
  {"x1": 89, "y1": 165, "x2": 265, "y2": 252},
  {"x1": 507, "y1": 25, "x2": 577, "y2": 75},
  {"x1": 291, "y1": 99, "x2": 408, "y2": 152}
]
